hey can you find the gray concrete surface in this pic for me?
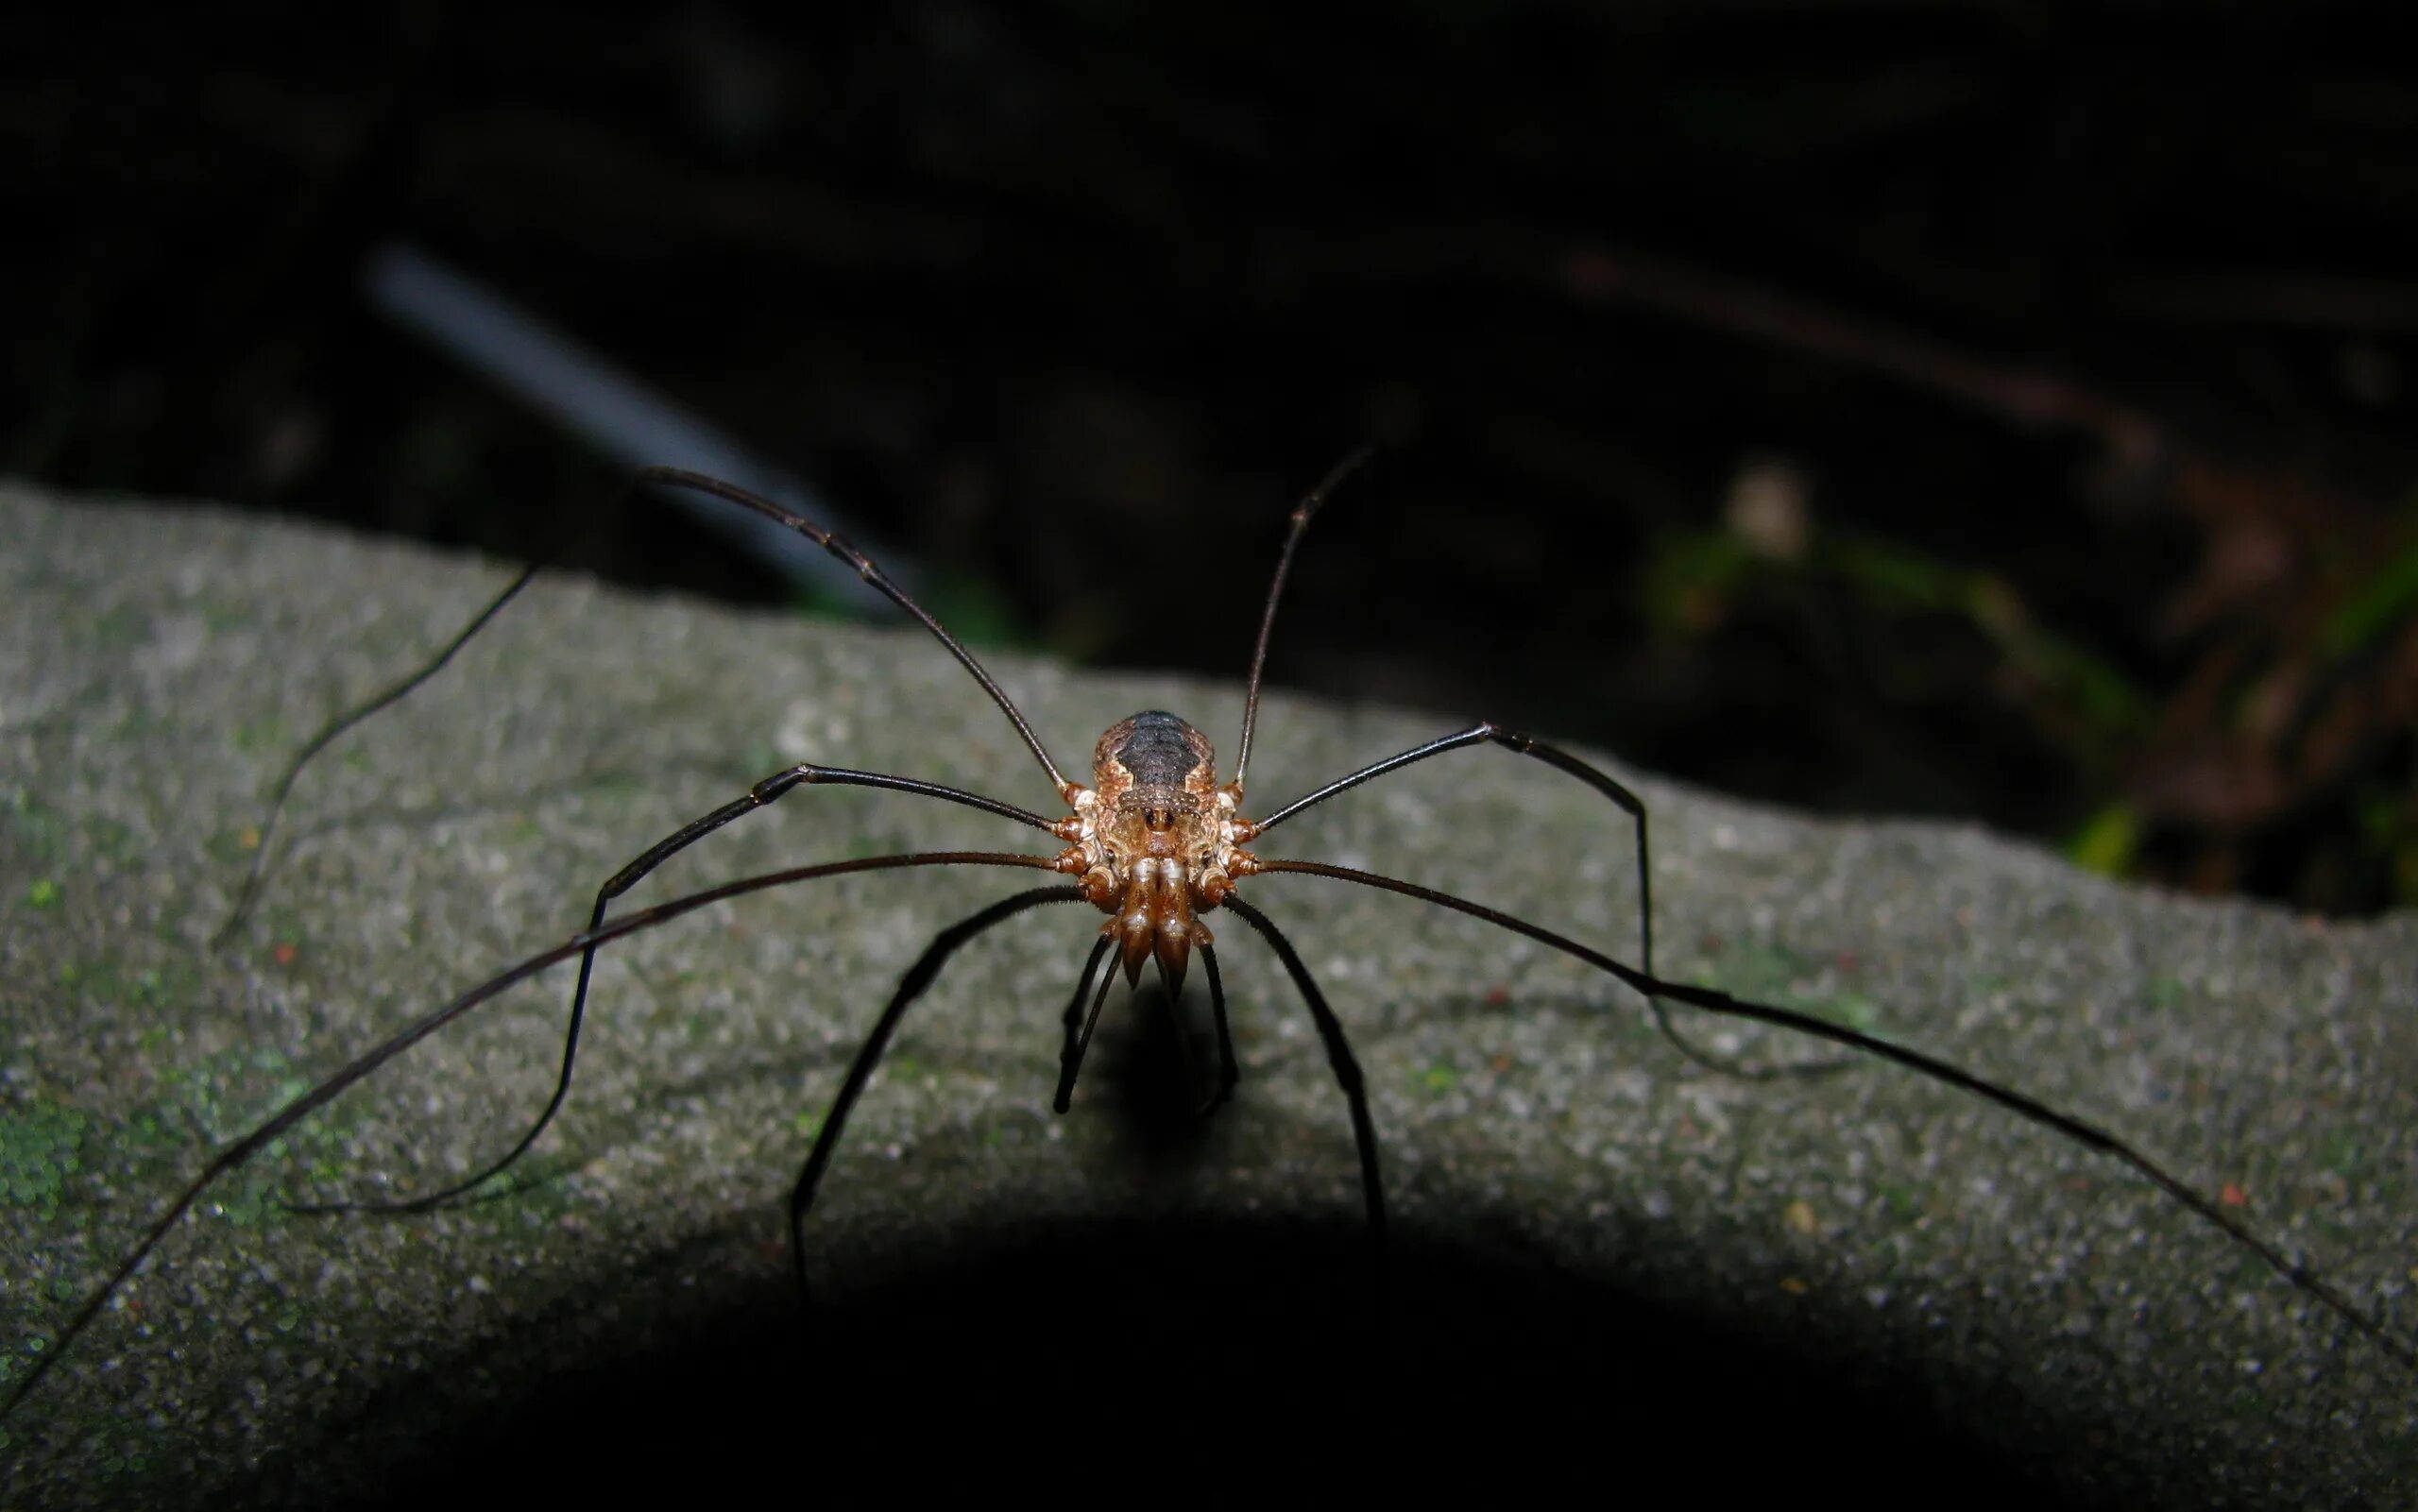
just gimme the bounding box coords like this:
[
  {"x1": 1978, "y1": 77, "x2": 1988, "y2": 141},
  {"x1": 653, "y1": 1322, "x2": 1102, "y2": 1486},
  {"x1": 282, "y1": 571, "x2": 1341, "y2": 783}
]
[{"x1": 0, "y1": 481, "x2": 2411, "y2": 1506}]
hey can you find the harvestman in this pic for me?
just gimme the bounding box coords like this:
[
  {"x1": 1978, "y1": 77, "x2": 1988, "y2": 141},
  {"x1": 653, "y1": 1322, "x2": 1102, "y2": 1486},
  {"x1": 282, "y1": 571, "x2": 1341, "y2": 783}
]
[{"x1": 3, "y1": 453, "x2": 2412, "y2": 1422}]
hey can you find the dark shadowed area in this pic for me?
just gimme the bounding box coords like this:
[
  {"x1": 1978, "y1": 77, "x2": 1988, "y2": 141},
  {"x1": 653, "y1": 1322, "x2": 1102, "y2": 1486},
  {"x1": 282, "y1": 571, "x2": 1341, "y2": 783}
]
[
  {"x1": 8, "y1": 2, "x2": 2416, "y2": 912},
  {"x1": 254, "y1": 1223, "x2": 2108, "y2": 1509}
]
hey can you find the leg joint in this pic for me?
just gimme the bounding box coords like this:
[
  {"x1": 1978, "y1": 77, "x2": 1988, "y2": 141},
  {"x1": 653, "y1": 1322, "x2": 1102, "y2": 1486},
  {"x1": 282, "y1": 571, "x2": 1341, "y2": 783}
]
[{"x1": 752, "y1": 765, "x2": 816, "y2": 803}]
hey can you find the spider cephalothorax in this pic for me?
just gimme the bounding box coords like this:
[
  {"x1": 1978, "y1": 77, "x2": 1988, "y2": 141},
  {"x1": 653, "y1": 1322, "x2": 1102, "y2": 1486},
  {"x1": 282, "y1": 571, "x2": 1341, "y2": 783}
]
[{"x1": 1051, "y1": 710, "x2": 1260, "y2": 994}]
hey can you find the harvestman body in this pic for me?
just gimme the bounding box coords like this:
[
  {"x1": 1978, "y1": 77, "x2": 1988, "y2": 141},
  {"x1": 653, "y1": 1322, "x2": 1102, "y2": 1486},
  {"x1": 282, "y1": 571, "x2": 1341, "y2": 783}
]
[{"x1": 2, "y1": 453, "x2": 2411, "y2": 1432}]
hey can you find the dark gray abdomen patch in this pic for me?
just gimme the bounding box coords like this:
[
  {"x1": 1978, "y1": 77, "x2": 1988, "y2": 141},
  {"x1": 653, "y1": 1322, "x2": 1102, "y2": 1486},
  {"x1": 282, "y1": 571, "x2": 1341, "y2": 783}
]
[{"x1": 1114, "y1": 710, "x2": 1207, "y2": 790}]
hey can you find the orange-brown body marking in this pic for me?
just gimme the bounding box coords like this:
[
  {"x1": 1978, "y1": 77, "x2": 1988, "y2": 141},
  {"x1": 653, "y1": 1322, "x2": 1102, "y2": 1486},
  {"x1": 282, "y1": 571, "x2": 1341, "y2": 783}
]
[{"x1": 1050, "y1": 710, "x2": 1262, "y2": 994}]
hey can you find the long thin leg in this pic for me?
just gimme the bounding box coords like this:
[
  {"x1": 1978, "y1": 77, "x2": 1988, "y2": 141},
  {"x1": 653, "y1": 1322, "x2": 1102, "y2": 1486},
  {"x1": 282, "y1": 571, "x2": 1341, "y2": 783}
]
[
  {"x1": 1048, "y1": 938, "x2": 1236, "y2": 1117},
  {"x1": 215, "y1": 562, "x2": 542, "y2": 946},
  {"x1": 1055, "y1": 949, "x2": 1120, "y2": 1113},
  {"x1": 1, "y1": 849, "x2": 1060, "y2": 1419},
  {"x1": 1056, "y1": 935, "x2": 1115, "y2": 1102},
  {"x1": 639, "y1": 467, "x2": 1073, "y2": 794},
  {"x1": 223, "y1": 465, "x2": 1077, "y2": 950},
  {"x1": 1253, "y1": 722, "x2": 1841, "y2": 1080},
  {"x1": 293, "y1": 764, "x2": 1062, "y2": 1215},
  {"x1": 1252, "y1": 857, "x2": 2418, "y2": 1372},
  {"x1": 1231, "y1": 447, "x2": 1373, "y2": 790},
  {"x1": 1222, "y1": 895, "x2": 1388, "y2": 1301},
  {"x1": 1199, "y1": 940, "x2": 1238, "y2": 1115},
  {"x1": 788, "y1": 885, "x2": 1084, "y2": 1300}
]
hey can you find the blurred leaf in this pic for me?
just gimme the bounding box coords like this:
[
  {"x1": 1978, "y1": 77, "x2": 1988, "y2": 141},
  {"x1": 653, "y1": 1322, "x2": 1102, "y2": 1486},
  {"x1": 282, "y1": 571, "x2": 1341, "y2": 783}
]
[
  {"x1": 1828, "y1": 536, "x2": 1965, "y2": 613},
  {"x1": 2359, "y1": 793, "x2": 2418, "y2": 908},
  {"x1": 1828, "y1": 534, "x2": 2149, "y2": 742},
  {"x1": 1997, "y1": 616, "x2": 2152, "y2": 735},
  {"x1": 1642, "y1": 530, "x2": 1752, "y2": 636},
  {"x1": 2067, "y1": 801, "x2": 2142, "y2": 878},
  {"x1": 787, "y1": 570, "x2": 1035, "y2": 655},
  {"x1": 913, "y1": 572, "x2": 1036, "y2": 654},
  {"x1": 786, "y1": 579, "x2": 858, "y2": 623},
  {"x1": 2318, "y1": 530, "x2": 2418, "y2": 660}
]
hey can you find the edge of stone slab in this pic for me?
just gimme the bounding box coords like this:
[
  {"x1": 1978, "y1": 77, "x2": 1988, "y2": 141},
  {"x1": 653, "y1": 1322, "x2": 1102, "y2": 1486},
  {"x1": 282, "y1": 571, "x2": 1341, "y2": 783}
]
[{"x1": 1, "y1": 482, "x2": 2411, "y2": 1507}]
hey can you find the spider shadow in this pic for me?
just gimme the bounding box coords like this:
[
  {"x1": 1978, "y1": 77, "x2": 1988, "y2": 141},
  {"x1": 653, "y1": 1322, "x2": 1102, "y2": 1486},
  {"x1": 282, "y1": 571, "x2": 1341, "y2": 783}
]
[
  {"x1": 1088, "y1": 977, "x2": 1235, "y2": 1162},
  {"x1": 230, "y1": 985, "x2": 2153, "y2": 1512},
  {"x1": 283, "y1": 1212, "x2": 2117, "y2": 1509}
]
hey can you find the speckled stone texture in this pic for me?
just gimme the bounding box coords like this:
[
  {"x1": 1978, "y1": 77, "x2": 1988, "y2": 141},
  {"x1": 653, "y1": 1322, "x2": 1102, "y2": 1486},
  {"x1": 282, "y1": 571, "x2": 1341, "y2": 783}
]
[{"x1": 1, "y1": 482, "x2": 2411, "y2": 1507}]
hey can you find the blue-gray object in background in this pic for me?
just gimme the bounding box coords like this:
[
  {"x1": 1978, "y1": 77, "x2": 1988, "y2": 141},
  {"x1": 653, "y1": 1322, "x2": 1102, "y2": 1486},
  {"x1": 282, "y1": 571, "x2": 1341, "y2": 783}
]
[{"x1": 364, "y1": 242, "x2": 904, "y2": 611}]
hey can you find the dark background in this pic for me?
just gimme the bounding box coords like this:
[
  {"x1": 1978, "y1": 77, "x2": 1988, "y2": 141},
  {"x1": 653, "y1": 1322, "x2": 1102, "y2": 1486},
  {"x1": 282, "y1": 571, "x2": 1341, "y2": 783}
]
[{"x1": 9, "y1": 1, "x2": 2417, "y2": 913}]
